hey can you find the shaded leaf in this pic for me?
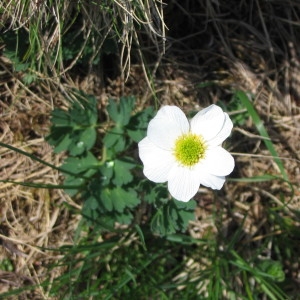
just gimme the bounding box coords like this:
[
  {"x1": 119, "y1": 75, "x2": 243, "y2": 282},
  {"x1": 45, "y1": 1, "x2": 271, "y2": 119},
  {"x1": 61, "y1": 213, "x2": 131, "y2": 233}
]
[
  {"x1": 112, "y1": 158, "x2": 135, "y2": 186},
  {"x1": 107, "y1": 97, "x2": 135, "y2": 127},
  {"x1": 151, "y1": 199, "x2": 196, "y2": 236}
]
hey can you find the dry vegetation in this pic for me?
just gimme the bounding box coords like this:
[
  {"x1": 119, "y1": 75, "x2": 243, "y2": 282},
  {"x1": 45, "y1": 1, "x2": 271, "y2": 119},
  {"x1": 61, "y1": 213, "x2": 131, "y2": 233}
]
[{"x1": 0, "y1": 0, "x2": 300, "y2": 298}]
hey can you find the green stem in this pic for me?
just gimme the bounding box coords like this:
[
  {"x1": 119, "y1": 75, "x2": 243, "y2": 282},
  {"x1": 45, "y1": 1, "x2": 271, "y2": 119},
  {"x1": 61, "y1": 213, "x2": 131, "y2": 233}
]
[
  {"x1": 0, "y1": 141, "x2": 84, "y2": 178},
  {"x1": 100, "y1": 146, "x2": 107, "y2": 164},
  {"x1": 0, "y1": 179, "x2": 82, "y2": 190}
]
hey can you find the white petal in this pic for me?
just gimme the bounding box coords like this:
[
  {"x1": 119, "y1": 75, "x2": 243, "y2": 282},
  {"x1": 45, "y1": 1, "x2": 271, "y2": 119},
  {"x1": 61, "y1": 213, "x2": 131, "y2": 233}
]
[
  {"x1": 138, "y1": 137, "x2": 175, "y2": 183},
  {"x1": 199, "y1": 146, "x2": 235, "y2": 176},
  {"x1": 190, "y1": 105, "x2": 233, "y2": 147},
  {"x1": 167, "y1": 165, "x2": 201, "y2": 202},
  {"x1": 198, "y1": 173, "x2": 226, "y2": 190},
  {"x1": 147, "y1": 106, "x2": 189, "y2": 150},
  {"x1": 208, "y1": 113, "x2": 233, "y2": 147}
]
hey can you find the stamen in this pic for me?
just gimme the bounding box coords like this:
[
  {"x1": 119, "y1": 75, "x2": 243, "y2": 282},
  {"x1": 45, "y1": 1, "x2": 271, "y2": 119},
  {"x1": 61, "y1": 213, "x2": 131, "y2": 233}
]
[{"x1": 174, "y1": 133, "x2": 206, "y2": 166}]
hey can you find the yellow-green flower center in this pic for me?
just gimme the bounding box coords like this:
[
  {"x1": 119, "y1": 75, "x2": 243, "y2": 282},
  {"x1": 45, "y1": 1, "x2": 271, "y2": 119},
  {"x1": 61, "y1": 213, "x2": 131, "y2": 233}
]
[{"x1": 174, "y1": 133, "x2": 206, "y2": 166}]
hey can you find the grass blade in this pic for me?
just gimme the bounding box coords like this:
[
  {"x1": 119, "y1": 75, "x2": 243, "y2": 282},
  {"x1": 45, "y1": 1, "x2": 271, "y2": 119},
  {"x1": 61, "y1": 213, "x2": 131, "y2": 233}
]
[{"x1": 235, "y1": 90, "x2": 288, "y2": 180}]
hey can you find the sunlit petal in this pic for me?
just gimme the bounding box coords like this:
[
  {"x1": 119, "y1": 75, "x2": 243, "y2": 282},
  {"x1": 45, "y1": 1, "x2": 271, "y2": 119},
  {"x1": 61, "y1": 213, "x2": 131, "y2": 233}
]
[
  {"x1": 147, "y1": 106, "x2": 189, "y2": 150},
  {"x1": 138, "y1": 137, "x2": 174, "y2": 183},
  {"x1": 198, "y1": 173, "x2": 226, "y2": 190},
  {"x1": 207, "y1": 113, "x2": 233, "y2": 147},
  {"x1": 199, "y1": 146, "x2": 235, "y2": 176},
  {"x1": 167, "y1": 165, "x2": 201, "y2": 202},
  {"x1": 190, "y1": 105, "x2": 232, "y2": 146}
]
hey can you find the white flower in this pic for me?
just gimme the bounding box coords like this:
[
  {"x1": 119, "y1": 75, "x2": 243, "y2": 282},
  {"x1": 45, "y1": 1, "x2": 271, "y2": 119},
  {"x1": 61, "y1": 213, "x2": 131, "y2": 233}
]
[{"x1": 138, "y1": 104, "x2": 235, "y2": 202}]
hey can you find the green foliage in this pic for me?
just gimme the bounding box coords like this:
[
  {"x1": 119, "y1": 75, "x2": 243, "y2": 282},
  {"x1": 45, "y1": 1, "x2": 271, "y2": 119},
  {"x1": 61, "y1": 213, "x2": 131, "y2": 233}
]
[
  {"x1": 82, "y1": 184, "x2": 140, "y2": 227},
  {"x1": 112, "y1": 158, "x2": 135, "y2": 186},
  {"x1": 151, "y1": 199, "x2": 196, "y2": 235},
  {"x1": 258, "y1": 259, "x2": 285, "y2": 282},
  {"x1": 41, "y1": 210, "x2": 290, "y2": 300},
  {"x1": 228, "y1": 251, "x2": 287, "y2": 299},
  {"x1": 1, "y1": 29, "x2": 37, "y2": 84},
  {"x1": 107, "y1": 96, "x2": 135, "y2": 127},
  {"x1": 61, "y1": 28, "x2": 117, "y2": 65},
  {"x1": 46, "y1": 92, "x2": 195, "y2": 235},
  {"x1": 102, "y1": 97, "x2": 136, "y2": 156},
  {"x1": 46, "y1": 92, "x2": 98, "y2": 156},
  {"x1": 45, "y1": 229, "x2": 198, "y2": 299},
  {"x1": 62, "y1": 151, "x2": 99, "y2": 196},
  {"x1": 127, "y1": 106, "x2": 155, "y2": 142},
  {"x1": 217, "y1": 93, "x2": 249, "y2": 126},
  {"x1": 0, "y1": 259, "x2": 14, "y2": 272}
]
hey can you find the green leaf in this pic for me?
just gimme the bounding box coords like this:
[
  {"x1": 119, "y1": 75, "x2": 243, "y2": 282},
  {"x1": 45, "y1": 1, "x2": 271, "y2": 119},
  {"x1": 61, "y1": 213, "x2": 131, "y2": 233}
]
[
  {"x1": 112, "y1": 158, "x2": 135, "y2": 186},
  {"x1": 62, "y1": 151, "x2": 99, "y2": 175},
  {"x1": 143, "y1": 184, "x2": 168, "y2": 204},
  {"x1": 68, "y1": 127, "x2": 97, "y2": 156},
  {"x1": 100, "y1": 189, "x2": 114, "y2": 212},
  {"x1": 110, "y1": 189, "x2": 126, "y2": 213},
  {"x1": 99, "y1": 163, "x2": 114, "y2": 185},
  {"x1": 80, "y1": 127, "x2": 97, "y2": 150},
  {"x1": 113, "y1": 187, "x2": 139, "y2": 212},
  {"x1": 258, "y1": 260, "x2": 285, "y2": 282},
  {"x1": 47, "y1": 129, "x2": 72, "y2": 153},
  {"x1": 50, "y1": 109, "x2": 74, "y2": 127},
  {"x1": 113, "y1": 211, "x2": 134, "y2": 225},
  {"x1": 103, "y1": 127, "x2": 123, "y2": 148},
  {"x1": 126, "y1": 106, "x2": 154, "y2": 142},
  {"x1": 103, "y1": 126, "x2": 126, "y2": 153},
  {"x1": 107, "y1": 97, "x2": 135, "y2": 127},
  {"x1": 177, "y1": 209, "x2": 194, "y2": 230},
  {"x1": 82, "y1": 186, "x2": 140, "y2": 227},
  {"x1": 85, "y1": 196, "x2": 99, "y2": 210},
  {"x1": 124, "y1": 188, "x2": 140, "y2": 208},
  {"x1": 174, "y1": 198, "x2": 197, "y2": 210},
  {"x1": 70, "y1": 94, "x2": 97, "y2": 126},
  {"x1": 144, "y1": 187, "x2": 157, "y2": 204},
  {"x1": 93, "y1": 187, "x2": 140, "y2": 214},
  {"x1": 46, "y1": 91, "x2": 98, "y2": 155},
  {"x1": 106, "y1": 99, "x2": 119, "y2": 123},
  {"x1": 135, "y1": 225, "x2": 147, "y2": 250},
  {"x1": 151, "y1": 199, "x2": 196, "y2": 236},
  {"x1": 82, "y1": 196, "x2": 102, "y2": 224},
  {"x1": 63, "y1": 176, "x2": 85, "y2": 196},
  {"x1": 61, "y1": 152, "x2": 99, "y2": 196},
  {"x1": 229, "y1": 174, "x2": 282, "y2": 183},
  {"x1": 126, "y1": 129, "x2": 144, "y2": 143},
  {"x1": 84, "y1": 94, "x2": 98, "y2": 124}
]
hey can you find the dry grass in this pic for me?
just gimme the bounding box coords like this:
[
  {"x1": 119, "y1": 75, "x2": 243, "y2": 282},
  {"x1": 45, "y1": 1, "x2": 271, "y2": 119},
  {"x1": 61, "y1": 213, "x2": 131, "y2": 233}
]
[
  {"x1": 0, "y1": 55, "x2": 81, "y2": 299},
  {"x1": 0, "y1": 0, "x2": 166, "y2": 89}
]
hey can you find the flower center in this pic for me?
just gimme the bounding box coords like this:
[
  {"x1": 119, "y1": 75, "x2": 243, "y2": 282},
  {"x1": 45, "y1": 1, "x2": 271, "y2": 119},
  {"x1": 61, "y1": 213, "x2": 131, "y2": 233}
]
[{"x1": 174, "y1": 133, "x2": 206, "y2": 167}]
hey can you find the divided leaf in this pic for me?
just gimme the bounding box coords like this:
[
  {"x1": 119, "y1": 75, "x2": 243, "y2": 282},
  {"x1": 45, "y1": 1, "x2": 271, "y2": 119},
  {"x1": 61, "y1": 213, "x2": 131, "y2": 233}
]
[
  {"x1": 100, "y1": 187, "x2": 140, "y2": 213},
  {"x1": 103, "y1": 126, "x2": 126, "y2": 153},
  {"x1": 151, "y1": 199, "x2": 196, "y2": 236},
  {"x1": 46, "y1": 92, "x2": 98, "y2": 155},
  {"x1": 107, "y1": 96, "x2": 135, "y2": 127},
  {"x1": 62, "y1": 151, "x2": 99, "y2": 175},
  {"x1": 112, "y1": 158, "x2": 135, "y2": 186},
  {"x1": 127, "y1": 106, "x2": 155, "y2": 142}
]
